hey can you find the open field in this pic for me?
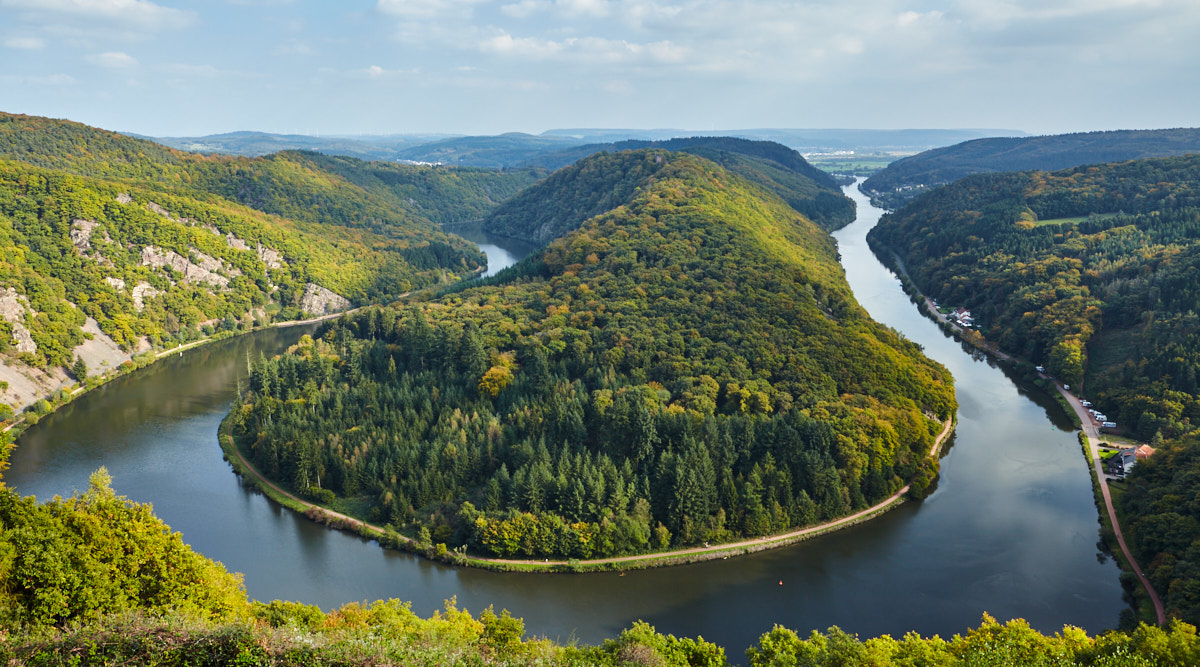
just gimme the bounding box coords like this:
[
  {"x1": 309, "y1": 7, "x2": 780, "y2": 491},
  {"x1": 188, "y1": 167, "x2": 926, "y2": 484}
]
[{"x1": 1033, "y1": 212, "x2": 1120, "y2": 227}]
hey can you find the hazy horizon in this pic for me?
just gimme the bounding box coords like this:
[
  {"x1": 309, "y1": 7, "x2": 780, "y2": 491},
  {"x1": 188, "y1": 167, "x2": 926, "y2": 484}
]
[{"x1": 3, "y1": 1, "x2": 1197, "y2": 138}]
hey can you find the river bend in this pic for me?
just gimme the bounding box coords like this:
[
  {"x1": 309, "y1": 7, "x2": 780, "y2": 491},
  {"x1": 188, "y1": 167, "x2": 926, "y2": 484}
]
[{"x1": 6, "y1": 184, "x2": 1123, "y2": 652}]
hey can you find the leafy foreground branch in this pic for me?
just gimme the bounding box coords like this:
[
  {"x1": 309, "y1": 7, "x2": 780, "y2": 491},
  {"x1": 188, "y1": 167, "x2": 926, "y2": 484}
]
[{"x1": 7, "y1": 607, "x2": 1200, "y2": 666}]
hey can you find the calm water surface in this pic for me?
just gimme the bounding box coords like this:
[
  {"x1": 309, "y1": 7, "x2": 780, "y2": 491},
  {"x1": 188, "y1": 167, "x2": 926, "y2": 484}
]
[{"x1": 7, "y1": 187, "x2": 1124, "y2": 657}]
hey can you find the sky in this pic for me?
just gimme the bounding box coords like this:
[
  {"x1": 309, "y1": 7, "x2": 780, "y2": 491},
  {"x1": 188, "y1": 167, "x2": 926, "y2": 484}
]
[{"x1": 1, "y1": 0, "x2": 1198, "y2": 137}]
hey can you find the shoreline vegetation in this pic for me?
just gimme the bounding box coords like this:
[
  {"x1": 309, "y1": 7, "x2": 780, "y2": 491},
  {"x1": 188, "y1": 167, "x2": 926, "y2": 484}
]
[
  {"x1": 219, "y1": 413, "x2": 954, "y2": 573},
  {"x1": 0, "y1": 307, "x2": 359, "y2": 439},
  {"x1": 870, "y1": 235, "x2": 1165, "y2": 625}
]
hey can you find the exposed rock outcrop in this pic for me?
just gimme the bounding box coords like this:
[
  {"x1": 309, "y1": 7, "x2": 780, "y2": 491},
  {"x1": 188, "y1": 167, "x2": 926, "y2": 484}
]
[
  {"x1": 0, "y1": 287, "x2": 37, "y2": 354},
  {"x1": 141, "y1": 246, "x2": 229, "y2": 288},
  {"x1": 104, "y1": 276, "x2": 126, "y2": 291},
  {"x1": 71, "y1": 219, "x2": 114, "y2": 265},
  {"x1": 299, "y1": 283, "x2": 350, "y2": 316},
  {"x1": 224, "y1": 232, "x2": 285, "y2": 269},
  {"x1": 131, "y1": 282, "x2": 160, "y2": 311},
  {"x1": 257, "y1": 244, "x2": 284, "y2": 269},
  {"x1": 147, "y1": 201, "x2": 172, "y2": 218}
]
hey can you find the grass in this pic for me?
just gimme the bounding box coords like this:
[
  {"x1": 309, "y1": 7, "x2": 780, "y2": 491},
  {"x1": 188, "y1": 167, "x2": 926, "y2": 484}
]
[{"x1": 1032, "y1": 212, "x2": 1119, "y2": 227}]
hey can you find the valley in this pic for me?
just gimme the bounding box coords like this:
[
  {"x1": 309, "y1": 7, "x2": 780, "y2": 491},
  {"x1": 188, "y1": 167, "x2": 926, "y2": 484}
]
[{"x1": 4, "y1": 179, "x2": 1125, "y2": 654}]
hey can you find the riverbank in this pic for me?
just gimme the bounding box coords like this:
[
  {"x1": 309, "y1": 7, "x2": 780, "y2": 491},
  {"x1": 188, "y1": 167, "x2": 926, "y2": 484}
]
[
  {"x1": 220, "y1": 412, "x2": 955, "y2": 573},
  {"x1": 1058, "y1": 385, "x2": 1166, "y2": 625},
  {"x1": 869, "y1": 237, "x2": 1165, "y2": 625},
  {"x1": 1, "y1": 308, "x2": 358, "y2": 439}
]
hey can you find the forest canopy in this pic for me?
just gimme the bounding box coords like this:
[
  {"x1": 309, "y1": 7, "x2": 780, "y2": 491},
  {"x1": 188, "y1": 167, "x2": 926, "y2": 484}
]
[
  {"x1": 869, "y1": 154, "x2": 1200, "y2": 442},
  {"x1": 863, "y1": 127, "x2": 1200, "y2": 209},
  {"x1": 229, "y1": 150, "x2": 954, "y2": 560}
]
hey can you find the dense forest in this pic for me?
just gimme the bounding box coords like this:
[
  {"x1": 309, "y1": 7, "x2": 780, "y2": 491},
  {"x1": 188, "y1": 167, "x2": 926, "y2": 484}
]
[
  {"x1": 863, "y1": 128, "x2": 1200, "y2": 209},
  {"x1": 229, "y1": 150, "x2": 955, "y2": 560},
  {"x1": 870, "y1": 154, "x2": 1200, "y2": 442},
  {"x1": 505, "y1": 136, "x2": 855, "y2": 233},
  {"x1": 1119, "y1": 437, "x2": 1200, "y2": 625}
]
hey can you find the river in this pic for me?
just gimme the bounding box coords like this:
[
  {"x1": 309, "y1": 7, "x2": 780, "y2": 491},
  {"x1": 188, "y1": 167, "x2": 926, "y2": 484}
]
[{"x1": 5, "y1": 184, "x2": 1124, "y2": 656}]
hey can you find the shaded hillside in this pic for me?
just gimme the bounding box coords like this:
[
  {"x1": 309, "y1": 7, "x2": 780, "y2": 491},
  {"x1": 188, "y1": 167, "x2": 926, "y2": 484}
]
[
  {"x1": 481, "y1": 150, "x2": 672, "y2": 244},
  {"x1": 230, "y1": 150, "x2": 954, "y2": 560},
  {"x1": 393, "y1": 132, "x2": 585, "y2": 168},
  {"x1": 490, "y1": 137, "x2": 854, "y2": 239},
  {"x1": 869, "y1": 154, "x2": 1200, "y2": 440},
  {"x1": 1119, "y1": 437, "x2": 1200, "y2": 625},
  {"x1": 269, "y1": 151, "x2": 544, "y2": 224},
  {"x1": 863, "y1": 128, "x2": 1200, "y2": 209}
]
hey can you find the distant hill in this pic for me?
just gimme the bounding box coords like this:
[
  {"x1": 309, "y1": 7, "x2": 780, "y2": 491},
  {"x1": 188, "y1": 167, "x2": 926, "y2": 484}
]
[
  {"x1": 392, "y1": 133, "x2": 586, "y2": 168},
  {"x1": 0, "y1": 113, "x2": 537, "y2": 241},
  {"x1": 542, "y1": 128, "x2": 1024, "y2": 152},
  {"x1": 862, "y1": 128, "x2": 1200, "y2": 209},
  {"x1": 493, "y1": 137, "x2": 855, "y2": 239},
  {"x1": 142, "y1": 130, "x2": 447, "y2": 160}
]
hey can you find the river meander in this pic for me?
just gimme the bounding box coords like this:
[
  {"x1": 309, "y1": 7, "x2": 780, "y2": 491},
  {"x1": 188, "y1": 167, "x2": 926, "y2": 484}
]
[{"x1": 6, "y1": 183, "x2": 1124, "y2": 655}]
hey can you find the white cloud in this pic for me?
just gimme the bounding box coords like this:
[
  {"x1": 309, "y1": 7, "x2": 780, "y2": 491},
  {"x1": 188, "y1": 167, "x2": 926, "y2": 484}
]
[
  {"x1": 0, "y1": 72, "x2": 77, "y2": 85},
  {"x1": 161, "y1": 63, "x2": 221, "y2": 77},
  {"x1": 87, "y1": 51, "x2": 138, "y2": 67},
  {"x1": 556, "y1": 0, "x2": 610, "y2": 18},
  {"x1": 0, "y1": 0, "x2": 196, "y2": 30},
  {"x1": 500, "y1": 0, "x2": 547, "y2": 18},
  {"x1": 376, "y1": 0, "x2": 488, "y2": 19},
  {"x1": 481, "y1": 31, "x2": 687, "y2": 64},
  {"x1": 3, "y1": 35, "x2": 45, "y2": 49},
  {"x1": 357, "y1": 64, "x2": 419, "y2": 78}
]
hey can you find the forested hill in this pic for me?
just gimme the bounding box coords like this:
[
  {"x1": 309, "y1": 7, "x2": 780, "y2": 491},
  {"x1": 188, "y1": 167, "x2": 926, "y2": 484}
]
[
  {"x1": 862, "y1": 127, "x2": 1200, "y2": 209},
  {"x1": 0, "y1": 112, "x2": 541, "y2": 414},
  {"x1": 230, "y1": 150, "x2": 954, "y2": 561},
  {"x1": 500, "y1": 136, "x2": 855, "y2": 235},
  {"x1": 869, "y1": 154, "x2": 1200, "y2": 441}
]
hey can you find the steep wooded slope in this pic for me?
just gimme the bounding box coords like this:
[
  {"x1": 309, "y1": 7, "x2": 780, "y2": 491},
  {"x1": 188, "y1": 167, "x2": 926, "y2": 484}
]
[
  {"x1": 869, "y1": 154, "x2": 1200, "y2": 441},
  {"x1": 0, "y1": 113, "x2": 542, "y2": 413}
]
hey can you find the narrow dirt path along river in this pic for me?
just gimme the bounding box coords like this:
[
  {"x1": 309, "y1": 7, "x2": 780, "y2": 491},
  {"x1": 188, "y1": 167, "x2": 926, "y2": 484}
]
[{"x1": 5, "y1": 184, "x2": 1124, "y2": 655}]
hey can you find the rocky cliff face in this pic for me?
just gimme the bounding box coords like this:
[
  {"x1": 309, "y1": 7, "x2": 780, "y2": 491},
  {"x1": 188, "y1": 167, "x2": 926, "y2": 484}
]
[
  {"x1": 299, "y1": 283, "x2": 351, "y2": 316},
  {"x1": 0, "y1": 288, "x2": 37, "y2": 355}
]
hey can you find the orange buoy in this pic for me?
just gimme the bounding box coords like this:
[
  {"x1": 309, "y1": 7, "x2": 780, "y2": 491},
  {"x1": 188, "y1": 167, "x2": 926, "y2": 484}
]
[{"x1": 778, "y1": 580, "x2": 783, "y2": 586}]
